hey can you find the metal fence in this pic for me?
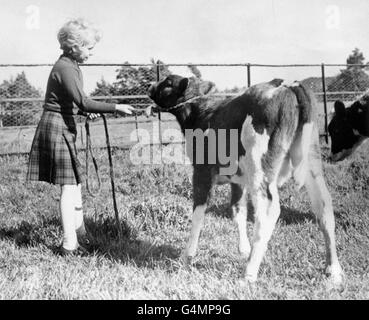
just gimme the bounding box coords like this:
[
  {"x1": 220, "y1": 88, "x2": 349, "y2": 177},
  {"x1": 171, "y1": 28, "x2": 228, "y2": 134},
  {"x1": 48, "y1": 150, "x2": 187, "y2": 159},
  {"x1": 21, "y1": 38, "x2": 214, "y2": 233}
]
[{"x1": 0, "y1": 62, "x2": 366, "y2": 155}]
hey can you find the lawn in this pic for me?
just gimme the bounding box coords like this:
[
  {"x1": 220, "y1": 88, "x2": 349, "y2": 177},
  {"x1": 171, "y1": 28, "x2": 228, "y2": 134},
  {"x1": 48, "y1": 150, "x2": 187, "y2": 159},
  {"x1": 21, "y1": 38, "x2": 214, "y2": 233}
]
[{"x1": 0, "y1": 134, "x2": 368, "y2": 299}]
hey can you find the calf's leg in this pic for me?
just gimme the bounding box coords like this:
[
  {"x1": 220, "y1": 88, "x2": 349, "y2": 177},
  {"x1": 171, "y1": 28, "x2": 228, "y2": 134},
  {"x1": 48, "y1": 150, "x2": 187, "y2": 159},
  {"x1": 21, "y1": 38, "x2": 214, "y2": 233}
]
[
  {"x1": 230, "y1": 183, "x2": 250, "y2": 258},
  {"x1": 305, "y1": 150, "x2": 344, "y2": 286},
  {"x1": 241, "y1": 114, "x2": 290, "y2": 282},
  {"x1": 182, "y1": 167, "x2": 212, "y2": 263},
  {"x1": 245, "y1": 181, "x2": 281, "y2": 282}
]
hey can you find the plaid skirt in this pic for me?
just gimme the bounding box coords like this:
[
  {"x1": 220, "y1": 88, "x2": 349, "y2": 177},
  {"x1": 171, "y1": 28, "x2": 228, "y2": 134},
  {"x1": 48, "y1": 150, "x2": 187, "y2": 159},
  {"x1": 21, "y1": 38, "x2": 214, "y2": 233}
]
[{"x1": 27, "y1": 110, "x2": 84, "y2": 185}]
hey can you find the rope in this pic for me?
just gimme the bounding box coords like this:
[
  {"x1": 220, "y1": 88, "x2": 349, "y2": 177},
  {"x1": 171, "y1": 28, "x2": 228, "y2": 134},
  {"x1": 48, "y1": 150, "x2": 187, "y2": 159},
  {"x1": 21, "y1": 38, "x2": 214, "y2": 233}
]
[
  {"x1": 153, "y1": 95, "x2": 204, "y2": 112},
  {"x1": 85, "y1": 118, "x2": 101, "y2": 197},
  {"x1": 85, "y1": 115, "x2": 123, "y2": 241}
]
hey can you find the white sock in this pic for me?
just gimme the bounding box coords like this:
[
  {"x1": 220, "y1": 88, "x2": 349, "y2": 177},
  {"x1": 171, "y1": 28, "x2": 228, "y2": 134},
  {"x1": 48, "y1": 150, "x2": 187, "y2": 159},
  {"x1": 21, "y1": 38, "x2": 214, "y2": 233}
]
[
  {"x1": 75, "y1": 206, "x2": 86, "y2": 236},
  {"x1": 60, "y1": 185, "x2": 78, "y2": 250},
  {"x1": 74, "y1": 184, "x2": 86, "y2": 237}
]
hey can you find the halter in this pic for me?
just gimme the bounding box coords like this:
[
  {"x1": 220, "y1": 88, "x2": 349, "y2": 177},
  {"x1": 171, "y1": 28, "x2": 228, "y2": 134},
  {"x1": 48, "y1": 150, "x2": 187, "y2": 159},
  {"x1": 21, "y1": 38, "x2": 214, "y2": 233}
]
[
  {"x1": 151, "y1": 76, "x2": 216, "y2": 112},
  {"x1": 153, "y1": 95, "x2": 205, "y2": 112}
]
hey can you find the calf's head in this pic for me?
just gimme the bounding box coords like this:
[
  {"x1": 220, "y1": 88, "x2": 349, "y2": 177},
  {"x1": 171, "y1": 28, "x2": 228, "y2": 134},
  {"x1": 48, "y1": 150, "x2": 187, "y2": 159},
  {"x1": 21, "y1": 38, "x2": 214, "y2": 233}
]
[
  {"x1": 328, "y1": 99, "x2": 369, "y2": 161},
  {"x1": 148, "y1": 74, "x2": 215, "y2": 110}
]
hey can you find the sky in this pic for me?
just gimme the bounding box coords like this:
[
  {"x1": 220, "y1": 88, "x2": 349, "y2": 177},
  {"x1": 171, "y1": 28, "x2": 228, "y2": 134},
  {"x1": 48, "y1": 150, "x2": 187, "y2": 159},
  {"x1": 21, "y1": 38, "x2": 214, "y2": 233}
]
[{"x1": 0, "y1": 0, "x2": 369, "y2": 93}]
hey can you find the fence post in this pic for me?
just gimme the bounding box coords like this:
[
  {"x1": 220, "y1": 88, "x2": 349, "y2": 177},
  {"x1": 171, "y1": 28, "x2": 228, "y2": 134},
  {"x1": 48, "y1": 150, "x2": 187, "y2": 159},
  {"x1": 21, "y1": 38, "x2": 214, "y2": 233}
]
[
  {"x1": 134, "y1": 113, "x2": 139, "y2": 142},
  {"x1": 321, "y1": 63, "x2": 329, "y2": 144},
  {"x1": 156, "y1": 63, "x2": 163, "y2": 160},
  {"x1": 0, "y1": 102, "x2": 3, "y2": 127},
  {"x1": 247, "y1": 63, "x2": 251, "y2": 87}
]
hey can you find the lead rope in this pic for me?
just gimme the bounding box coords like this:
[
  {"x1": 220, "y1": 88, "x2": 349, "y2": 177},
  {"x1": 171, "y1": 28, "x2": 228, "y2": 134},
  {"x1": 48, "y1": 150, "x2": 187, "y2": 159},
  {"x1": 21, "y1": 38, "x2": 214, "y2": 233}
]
[
  {"x1": 85, "y1": 118, "x2": 101, "y2": 197},
  {"x1": 153, "y1": 95, "x2": 204, "y2": 112},
  {"x1": 85, "y1": 115, "x2": 123, "y2": 241}
]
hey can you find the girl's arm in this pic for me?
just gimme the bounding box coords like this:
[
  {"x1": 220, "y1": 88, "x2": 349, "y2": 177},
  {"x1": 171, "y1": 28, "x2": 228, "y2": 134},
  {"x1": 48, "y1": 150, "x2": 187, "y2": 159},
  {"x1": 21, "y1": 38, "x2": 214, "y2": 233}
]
[{"x1": 59, "y1": 66, "x2": 116, "y2": 113}]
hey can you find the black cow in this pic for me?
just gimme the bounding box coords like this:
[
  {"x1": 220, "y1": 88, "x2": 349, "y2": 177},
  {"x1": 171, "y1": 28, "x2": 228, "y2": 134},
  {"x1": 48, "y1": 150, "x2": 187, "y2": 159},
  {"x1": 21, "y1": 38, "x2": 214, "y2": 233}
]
[
  {"x1": 328, "y1": 98, "x2": 369, "y2": 161},
  {"x1": 148, "y1": 75, "x2": 344, "y2": 285}
]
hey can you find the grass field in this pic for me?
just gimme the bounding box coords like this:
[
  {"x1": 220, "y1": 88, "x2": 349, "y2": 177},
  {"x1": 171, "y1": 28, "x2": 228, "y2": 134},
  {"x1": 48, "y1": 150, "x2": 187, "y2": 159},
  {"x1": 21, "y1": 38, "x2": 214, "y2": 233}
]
[{"x1": 0, "y1": 133, "x2": 369, "y2": 300}]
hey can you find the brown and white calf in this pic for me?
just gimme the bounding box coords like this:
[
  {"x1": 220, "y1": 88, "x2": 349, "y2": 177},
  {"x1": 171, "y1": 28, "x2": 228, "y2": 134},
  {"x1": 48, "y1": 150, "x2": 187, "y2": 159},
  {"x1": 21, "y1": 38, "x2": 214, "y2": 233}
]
[
  {"x1": 329, "y1": 94, "x2": 369, "y2": 161},
  {"x1": 148, "y1": 75, "x2": 344, "y2": 285}
]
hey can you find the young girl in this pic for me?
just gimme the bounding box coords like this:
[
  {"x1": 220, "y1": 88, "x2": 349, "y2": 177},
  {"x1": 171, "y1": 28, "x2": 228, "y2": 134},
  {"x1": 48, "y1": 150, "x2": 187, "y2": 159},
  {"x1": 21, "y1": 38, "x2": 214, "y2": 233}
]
[{"x1": 27, "y1": 18, "x2": 135, "y2": 255}]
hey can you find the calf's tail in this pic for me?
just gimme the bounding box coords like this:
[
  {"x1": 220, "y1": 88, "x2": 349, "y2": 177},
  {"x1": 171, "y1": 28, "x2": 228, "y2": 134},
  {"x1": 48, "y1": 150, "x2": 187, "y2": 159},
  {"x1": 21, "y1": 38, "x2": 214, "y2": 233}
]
[{"x1": 288, "y1": 83, "x2": 315, "y2": 189}]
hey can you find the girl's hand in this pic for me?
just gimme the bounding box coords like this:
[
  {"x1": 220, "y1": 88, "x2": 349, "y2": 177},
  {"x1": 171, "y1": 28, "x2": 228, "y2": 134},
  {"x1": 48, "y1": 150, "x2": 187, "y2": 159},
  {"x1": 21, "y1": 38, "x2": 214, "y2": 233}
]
[
  {"x1": 143, "y1": 105, "x2": 156, "y2": 118},
  {"x1": 115, "y1": 104, "x2": 136, "y2": 115},
  {"x1": 87, "y1": 113, "x2": 101, "y2": 120}
]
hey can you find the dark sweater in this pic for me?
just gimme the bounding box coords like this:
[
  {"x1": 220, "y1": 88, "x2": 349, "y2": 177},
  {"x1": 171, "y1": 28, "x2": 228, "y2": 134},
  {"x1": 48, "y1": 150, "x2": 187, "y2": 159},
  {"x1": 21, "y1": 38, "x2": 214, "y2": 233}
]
[{"x1": 43, "y1": 53, "x2": 116, "y2": 115}]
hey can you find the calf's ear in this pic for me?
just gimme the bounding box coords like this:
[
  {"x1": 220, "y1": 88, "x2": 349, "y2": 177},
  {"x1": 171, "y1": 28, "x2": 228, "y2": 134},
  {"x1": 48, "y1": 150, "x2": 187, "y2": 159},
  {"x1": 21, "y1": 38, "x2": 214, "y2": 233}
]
[
  {"x1": 334, "y1": 100, "x2": 346, "y2": 117},
  {"x1": 148, "y1": 83, "x2": 156, "y2": 99},
  {"x1": 199, "y1": 81, "x2": 216, "y2": 95},
  {"x1": 179, "y1": 78, "x2": 189, "y2": 94}
]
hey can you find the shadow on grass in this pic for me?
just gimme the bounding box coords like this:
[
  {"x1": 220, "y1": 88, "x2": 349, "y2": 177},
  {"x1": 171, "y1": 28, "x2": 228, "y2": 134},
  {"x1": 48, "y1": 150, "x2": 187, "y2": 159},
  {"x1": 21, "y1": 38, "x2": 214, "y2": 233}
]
[
  {"x1": 207, "y1": 200, "x2": 316, "y2": 225},
  {"x1": 331, "y1": 210, "x2": 367, "y2": 232},
  {"x1": 83, "y1": 216, "x2": 181, "y2": 269},
  {"x1": 0, "y1": 215, "x2": 61, "y2": 249},
  {"x1": 207, "y1": 200, "x2": 256, "y2": 222},
  {"x1": 0, "y1": 215, "x2": 181, "y2": 271},
  {"x1": 0, "y1": 204, "x2": 317, "y2": 272},
  {"x1": 279, "y1": 206, "x2": 316, "y2": 225}
]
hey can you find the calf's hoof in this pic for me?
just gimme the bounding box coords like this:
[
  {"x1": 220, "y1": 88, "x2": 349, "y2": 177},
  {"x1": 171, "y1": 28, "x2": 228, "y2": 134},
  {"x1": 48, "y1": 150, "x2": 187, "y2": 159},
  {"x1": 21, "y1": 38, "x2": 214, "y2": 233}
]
[
  {"x1": 244, "y1": 273, "x2": 258, "y2": 284},
  {"x1": 238, "y1": 275, "x2": 258, "y2": 290},
  {"x1": 326, "y1": 265, "x2": 345, "y2": 291},
  {"x1": 180, "y1": 254, "x2": 193, "y2": 269},
  {"x1": 238, "y1": 247, "x2": 250, "y2": 260}
]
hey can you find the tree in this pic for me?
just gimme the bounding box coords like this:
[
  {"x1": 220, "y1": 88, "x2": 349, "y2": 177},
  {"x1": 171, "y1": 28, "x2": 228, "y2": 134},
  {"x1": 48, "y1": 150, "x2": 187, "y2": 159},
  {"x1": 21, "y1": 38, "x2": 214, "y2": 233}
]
[
  {"x1": 114, "y1": 62, "x2": 141, "y2": 95},
  {"x1": 327, "y1": 48, "x2": 369, "y2": 98},
  {"x1": 91, "y1": 77, "x2": 115, "y2": 97},
  {"x1": 90, "y1": 60, "x2": 219, "y2": 114},
  {"x1": 0, "y1": 72, "x2": 42, "y2": 126},
  {"x1": 7, "y1": 72, "x2": 41, "y2": 98},
  {"x1": 346, "y1": 48, "x2": 366, "y2": 71},
  {"x1": 112, "y1": 59, "x2": 171, "y2": 96},
  {"x1": 91, "y1": 59, "x2": 173, "y2": 115}
]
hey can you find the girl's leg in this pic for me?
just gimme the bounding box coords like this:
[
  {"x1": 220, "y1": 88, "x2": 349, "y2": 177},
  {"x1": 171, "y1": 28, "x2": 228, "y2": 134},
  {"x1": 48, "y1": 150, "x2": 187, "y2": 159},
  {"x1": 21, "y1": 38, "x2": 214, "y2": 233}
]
[
  {"x1": 60, "y1": 184, "x2": 78, "y2": 250},
  {"x1": 74, "y1": 184, "x2": 87, "y2": 237}
]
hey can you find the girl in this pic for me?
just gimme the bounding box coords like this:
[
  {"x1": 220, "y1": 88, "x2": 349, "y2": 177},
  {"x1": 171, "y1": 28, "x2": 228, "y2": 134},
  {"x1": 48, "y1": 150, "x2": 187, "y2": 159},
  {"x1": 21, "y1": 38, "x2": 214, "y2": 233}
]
[{"x1": 27, "y1": 18, "x2": 135, "y2": 255}]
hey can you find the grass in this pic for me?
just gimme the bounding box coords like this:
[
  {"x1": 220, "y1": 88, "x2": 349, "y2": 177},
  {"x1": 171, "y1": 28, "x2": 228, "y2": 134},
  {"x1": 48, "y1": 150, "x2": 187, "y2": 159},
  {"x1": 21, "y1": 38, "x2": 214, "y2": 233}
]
[{"x1": 0, "y1": 138, "x2": 369, "y2": 300}]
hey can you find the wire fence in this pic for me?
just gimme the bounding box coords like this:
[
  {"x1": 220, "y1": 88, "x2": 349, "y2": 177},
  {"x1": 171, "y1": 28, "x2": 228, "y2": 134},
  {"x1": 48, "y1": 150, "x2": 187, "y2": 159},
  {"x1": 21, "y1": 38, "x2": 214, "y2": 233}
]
[{"x1": 0, "y1": 62, "x2": 367, "y2": 155}]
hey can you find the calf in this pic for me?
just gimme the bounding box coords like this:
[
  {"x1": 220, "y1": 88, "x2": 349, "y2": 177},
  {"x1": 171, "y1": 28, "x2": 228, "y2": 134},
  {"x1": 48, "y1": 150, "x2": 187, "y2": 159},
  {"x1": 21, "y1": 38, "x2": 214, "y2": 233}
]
[
  {"x1": 328, "y1": 96, "x2": 369, "y2": 161},
  {"x1": 148, "y1": 75, "x2": 344, "y2": 285}
]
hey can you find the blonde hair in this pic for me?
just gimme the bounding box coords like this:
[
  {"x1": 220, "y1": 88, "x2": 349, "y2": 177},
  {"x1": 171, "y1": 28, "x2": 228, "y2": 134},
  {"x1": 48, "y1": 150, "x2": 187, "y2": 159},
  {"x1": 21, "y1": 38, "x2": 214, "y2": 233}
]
[{"x1": 57, "y1": 18, "x2": 101, "y2": 52}]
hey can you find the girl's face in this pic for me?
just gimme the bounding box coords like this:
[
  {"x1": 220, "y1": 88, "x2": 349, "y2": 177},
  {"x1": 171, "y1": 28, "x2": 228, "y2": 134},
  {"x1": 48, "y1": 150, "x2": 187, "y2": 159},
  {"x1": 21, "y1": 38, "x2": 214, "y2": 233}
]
[{"x1": 72, "y1": 43, "x2": 95, "y2": 63}]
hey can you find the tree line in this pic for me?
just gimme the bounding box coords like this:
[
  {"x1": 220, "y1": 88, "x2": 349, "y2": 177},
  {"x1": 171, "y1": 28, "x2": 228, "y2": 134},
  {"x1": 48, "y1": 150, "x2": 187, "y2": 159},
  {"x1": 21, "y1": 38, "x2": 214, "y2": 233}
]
[{"x1": 1, "y1": 49, "x2": 369, "y2": 126}]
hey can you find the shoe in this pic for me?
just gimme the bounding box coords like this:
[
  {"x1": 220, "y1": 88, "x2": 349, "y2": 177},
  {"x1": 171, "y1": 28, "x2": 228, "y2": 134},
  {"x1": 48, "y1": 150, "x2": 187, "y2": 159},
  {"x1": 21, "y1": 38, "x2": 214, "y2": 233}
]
[
  {"x1": 77, "y1": 233, "x2": 95, "y2": 252},
  {"x1": 76, "y1": 227, "x2": 92, "y2": 248},
  {"x1": 57, "y1": 244, "x2": 90, "y2": 257}
]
